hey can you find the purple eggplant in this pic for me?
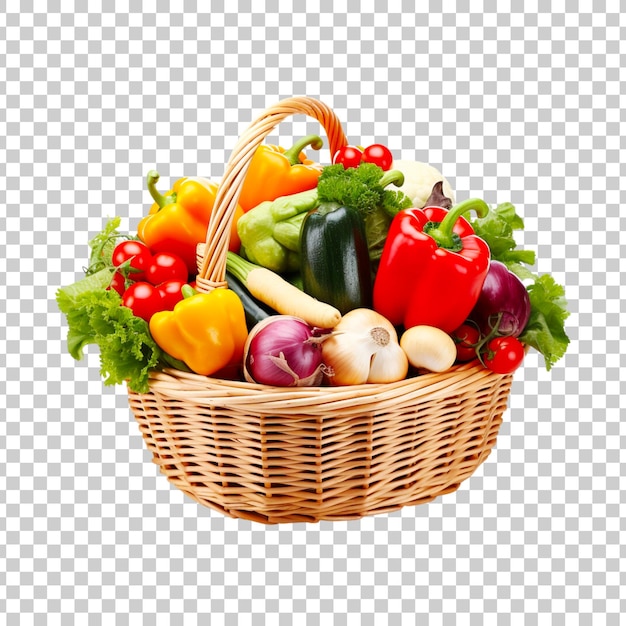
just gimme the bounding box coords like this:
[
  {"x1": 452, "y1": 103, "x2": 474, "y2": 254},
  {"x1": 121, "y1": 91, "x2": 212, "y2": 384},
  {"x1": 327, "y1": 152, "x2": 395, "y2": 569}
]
[{"x1": 469, "y1": 261, "x2": 531, "y2": 337}]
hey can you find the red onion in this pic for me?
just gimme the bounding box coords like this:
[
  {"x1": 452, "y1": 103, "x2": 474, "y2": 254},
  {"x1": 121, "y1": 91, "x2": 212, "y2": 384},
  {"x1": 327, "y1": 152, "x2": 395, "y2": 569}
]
[
  {"x1": 469, "y1": 260, "x2": 531, "y2": 337},
  {"x1": 243, "y1": 316, "x2": 327, "y2": 386}
]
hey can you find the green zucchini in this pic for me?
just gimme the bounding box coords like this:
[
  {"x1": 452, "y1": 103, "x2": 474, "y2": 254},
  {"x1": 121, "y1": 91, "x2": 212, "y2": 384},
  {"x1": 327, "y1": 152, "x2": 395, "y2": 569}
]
[{"x1": 300, "y1": 205, "x2": 373, "y2": 315}]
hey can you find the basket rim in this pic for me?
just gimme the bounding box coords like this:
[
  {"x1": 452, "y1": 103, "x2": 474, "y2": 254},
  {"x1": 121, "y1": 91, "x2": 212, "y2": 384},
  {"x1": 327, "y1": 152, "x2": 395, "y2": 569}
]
[
  {"x1": 133, "y1": 358, "x2": 513, "y2": 412},
  {"x1": 150, "y1": 356, "x2": 490, "y2": 390}
]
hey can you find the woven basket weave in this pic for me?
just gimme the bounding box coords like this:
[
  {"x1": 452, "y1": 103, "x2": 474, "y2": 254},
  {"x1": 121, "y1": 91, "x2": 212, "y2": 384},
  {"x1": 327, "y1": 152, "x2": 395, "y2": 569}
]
[{"x1": 127, "y1": 96, "x2": 515, "y2": 525}]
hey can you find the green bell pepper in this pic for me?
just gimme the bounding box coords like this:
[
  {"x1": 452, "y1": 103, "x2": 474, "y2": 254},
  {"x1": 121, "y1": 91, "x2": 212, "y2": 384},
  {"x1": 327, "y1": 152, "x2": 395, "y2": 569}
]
[{"x1": 236, "y1": 188, "x2": 319, "y2": 273}]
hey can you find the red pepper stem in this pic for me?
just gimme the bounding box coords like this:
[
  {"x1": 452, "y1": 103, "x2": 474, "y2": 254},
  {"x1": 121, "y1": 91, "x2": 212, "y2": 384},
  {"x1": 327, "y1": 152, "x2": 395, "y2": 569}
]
[
  {"x1": 428, "y1": 198, "x2": 489, "y2": 250},
  {"x1": 147, "y1": 170, "x2": 177, "y2": 209},
  {"x1": 282, "y1": 135, "x2": 324, "y2": 166}
]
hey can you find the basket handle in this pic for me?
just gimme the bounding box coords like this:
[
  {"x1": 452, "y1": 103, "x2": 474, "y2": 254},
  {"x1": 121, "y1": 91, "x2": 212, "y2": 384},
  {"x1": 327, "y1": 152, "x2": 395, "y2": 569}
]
[{"x1": 195, "y1": 96, "x2": 348, "y2": 291}]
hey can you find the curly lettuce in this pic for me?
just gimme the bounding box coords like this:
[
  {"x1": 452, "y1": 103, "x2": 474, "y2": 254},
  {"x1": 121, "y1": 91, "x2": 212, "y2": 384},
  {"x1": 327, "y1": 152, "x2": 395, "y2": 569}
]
[
  {"x1": 56, "y1": 220, "x2": 162, "y2": 393},
  {"x1": 519, "y1": 274, "x2": 570, "y2": 371},
  {"x1": 470, "y1": 203, "x2": 570, "y2": 370}
]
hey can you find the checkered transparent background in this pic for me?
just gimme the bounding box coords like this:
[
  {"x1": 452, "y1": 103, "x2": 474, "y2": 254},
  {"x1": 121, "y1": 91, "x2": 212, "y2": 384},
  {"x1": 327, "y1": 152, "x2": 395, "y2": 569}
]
[{"x1": 1, "y1": 2, "x2": 624, "y2": 624}]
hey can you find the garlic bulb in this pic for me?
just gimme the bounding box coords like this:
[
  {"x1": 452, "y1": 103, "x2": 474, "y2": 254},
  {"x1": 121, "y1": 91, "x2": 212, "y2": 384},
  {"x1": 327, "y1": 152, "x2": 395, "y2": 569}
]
[
  {"x1": 400, "y1": 325, "x2": 457, "y2": 372},
  {"x1": 321, "y1": 308, "x2": 408, "y2": 385}
]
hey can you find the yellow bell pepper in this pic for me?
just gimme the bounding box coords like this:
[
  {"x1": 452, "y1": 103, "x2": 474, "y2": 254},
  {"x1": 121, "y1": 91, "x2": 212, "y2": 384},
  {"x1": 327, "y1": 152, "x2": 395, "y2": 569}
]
[
  {"x1": 137, "y1": 171, "x2": 244, "y2": 275},
  {"x1": 149, "y1": 288, "x2": 248, "y2": 377}
]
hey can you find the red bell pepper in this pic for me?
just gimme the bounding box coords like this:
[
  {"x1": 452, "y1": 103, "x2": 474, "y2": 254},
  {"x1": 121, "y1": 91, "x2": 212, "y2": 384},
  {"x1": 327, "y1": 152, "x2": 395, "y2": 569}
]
[{"x1": 373, "y1": 199, "x2": 491, "y2": 333}]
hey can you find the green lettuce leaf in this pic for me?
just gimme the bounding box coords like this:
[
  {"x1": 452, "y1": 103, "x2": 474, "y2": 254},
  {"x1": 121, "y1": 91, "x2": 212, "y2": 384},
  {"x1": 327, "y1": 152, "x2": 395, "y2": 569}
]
[
  {"x1": 470, "y1": 202, "x2": 536, "y2": 279},
  {"x1": 56, "y1": 218, "x2": 162, "y2": 393},
  {"x1": 470, "y1": 202, "x2": 570, "y2": 370},
  {"x1": 57, "y1": 286, "x2": 162, "y2": 393},
  {"x1": 518, "y1": 274, "x2": 570, "y2": 371},
  {"x1": 57, "y1": 267, "x2": 115, "y2": 311}
]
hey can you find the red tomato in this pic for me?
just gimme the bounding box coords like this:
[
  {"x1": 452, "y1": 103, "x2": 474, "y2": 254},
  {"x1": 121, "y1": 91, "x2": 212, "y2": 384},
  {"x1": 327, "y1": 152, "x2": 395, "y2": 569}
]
[
  {"x1": 483, "y1": 337, "x2": 525, "y2": 374},
  {"x1": 111, "y1": 240, "x2": 153, "y2": 281},
  {"x1": 122, "y1": 281, "x2": 163, "y2": 322},
  {"x1": 332, "y1": 145, "x2": 363, "y2": 169},
  {"x1": 361, "y1": 144, "x2": 394, "y2": 171},
  {"x1": 107, "y1": 271, "x2": 126, "y2": 297},
  {"x1": 157, "y1": 279, "x2": 187, "y2": 311},
  {"x1": 145, "y1": 252, "x2": 189, "y2": 286},
  {"x1": 452, "y1": 324, "x2": 481, "y2": 362}
]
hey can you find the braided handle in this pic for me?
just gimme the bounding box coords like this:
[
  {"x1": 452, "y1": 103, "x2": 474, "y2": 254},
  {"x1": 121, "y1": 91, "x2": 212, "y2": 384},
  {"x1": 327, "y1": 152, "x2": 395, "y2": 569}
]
[{"x1": 195, "y1": 97, "x2": 348, "y2": 290}]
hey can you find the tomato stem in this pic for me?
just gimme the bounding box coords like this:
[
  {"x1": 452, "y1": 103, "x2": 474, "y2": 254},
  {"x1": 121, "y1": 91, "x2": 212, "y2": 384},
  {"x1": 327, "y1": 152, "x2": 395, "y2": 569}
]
[
  {"x1": 85, "y1": 233, "x2": 133, "y2": 276},
  {"x1": 474, "y1": 312, "x2": 504, "y2": 367}
]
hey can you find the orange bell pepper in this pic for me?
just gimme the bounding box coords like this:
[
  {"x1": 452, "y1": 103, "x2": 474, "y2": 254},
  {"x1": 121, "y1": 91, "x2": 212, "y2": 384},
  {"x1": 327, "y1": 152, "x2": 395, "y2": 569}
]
[
  {"x1": 237, "y1": 135, "x2": 324, "y2": 213},
  {"x1": 137, "y1": 171, "x2": 244, "y2": 275},
  {"x1": 149, "y1": 287, "x2": 248, "y2": 377}
]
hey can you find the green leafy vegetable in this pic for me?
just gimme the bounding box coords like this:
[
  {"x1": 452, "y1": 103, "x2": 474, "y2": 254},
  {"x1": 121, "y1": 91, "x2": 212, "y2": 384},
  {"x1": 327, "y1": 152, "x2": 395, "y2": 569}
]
[
  {"x1": 57, "y1": 287, "x2": 162, "y2": 392},
  {"x1": 85, "y1": 216, "x2": 127, "y2": 275},
  {"x1": 317, "y1": 163, "x2": 411, "y2": 217},
  {"x1": 519, "y1": 274, "x2": 570, "y2": 371},
  {"x1": 470, "y1": 202, "x2": 570, "y2": 370},
  {"x1": 469, "y1": 202, "x2": 536, "y2": 279},
  {"x1": 57, "y1": 267, "x2": 115, "y2": 306},
  {"x1": 56, "y1": 218, "x2": 162, "y2": 393}
]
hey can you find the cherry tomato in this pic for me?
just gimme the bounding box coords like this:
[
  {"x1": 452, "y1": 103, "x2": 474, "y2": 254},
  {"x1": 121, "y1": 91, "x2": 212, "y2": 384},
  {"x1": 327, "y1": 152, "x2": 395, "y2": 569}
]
[
  {"x1": 483, "y1": 336, "x2": 525, "y2": 374},
  {"x1": 107, "y1": 271, "x2": 126, "y2": 297},
  {"x1": 122, "y1": 281, "x2": 163, "y2": 322},
  {"x1": 157, "y1": 279, "x2": 187, "y2": 311},
  {"x1": 332, "y1": 145, "x2": 363, "y2": 169},
  {"x1": 452, "y1": 324, "x2": 481, "y2": 362},
  {"x1": 361, "y1": 144, "x2": 394, "y2": 171},
  {"x1": 111, "y1": 240, "x2": 153, "y2": 281},
  {"x1": 145, "y1": 252, "x2": 188, "y2": 286}
]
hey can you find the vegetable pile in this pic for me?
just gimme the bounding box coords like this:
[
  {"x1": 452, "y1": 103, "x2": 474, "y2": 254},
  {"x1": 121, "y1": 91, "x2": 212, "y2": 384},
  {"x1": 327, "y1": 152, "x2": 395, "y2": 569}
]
[{"x1": 57, "y1": 136, "x2": 570, "y2": 392}]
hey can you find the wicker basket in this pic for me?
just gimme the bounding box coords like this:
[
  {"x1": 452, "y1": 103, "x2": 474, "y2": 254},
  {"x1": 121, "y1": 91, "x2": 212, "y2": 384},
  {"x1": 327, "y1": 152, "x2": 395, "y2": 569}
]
[{"x1": 127, "y1": 96, "x2": 516, "y2": 525}]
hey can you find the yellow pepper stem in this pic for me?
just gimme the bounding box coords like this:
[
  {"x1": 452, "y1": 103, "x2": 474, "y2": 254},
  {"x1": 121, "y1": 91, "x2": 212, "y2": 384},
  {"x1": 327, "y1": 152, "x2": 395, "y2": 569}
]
[
  {"x1": 282, "y1": 134, "x2": 324, "y2": 166},
  {"x1": 147, "y1": 170, "x2": 177, "y2": 209}
]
